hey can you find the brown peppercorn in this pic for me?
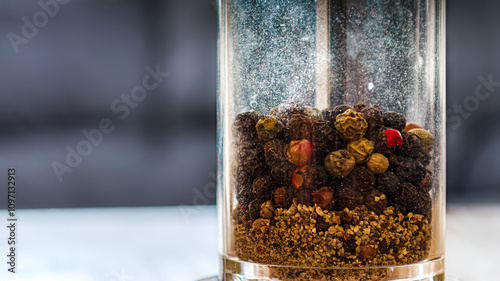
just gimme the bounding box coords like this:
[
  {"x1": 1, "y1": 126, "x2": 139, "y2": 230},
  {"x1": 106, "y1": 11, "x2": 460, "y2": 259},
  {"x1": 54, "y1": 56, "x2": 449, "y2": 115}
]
[
  {"x1": 285, "y1": 139, "x2": 314, "y2": 167},
  {"x1": 273, "y1": 187, "x2": 293, "y2": 209},
  {"x1": 312, "y1": 187, "x2": 335, "y2": 210},
  {"x1": 394, "y1": 182, "x2": 418, "y2": 207},
  {"x1": 324, "y1": 149, "x2": 356, "y2": 178},
  {"x1": 321, "y1": 105, "x2": 354, "y2": 123},
  {"x1": 366, "y1": 153, "x2": 389, "y2": 174},
  {"x1": 285, "y1": 113, "x2": 313, "y2": 141},
  {"x1": 377, "y1": 171, "x2": 400, "y2": 198},
  {"x1": 410, "y1": 129, "x2": 434, "y2": 154},
  {"x1": 361, "y1": 106, "x2": 383, "y2": 138},
  {"x1": 347, "y1": 138, "x2": 374, "y2": 164},
  {"x1": 234, "y1": 111, "x2": 260, "y2": 144},
  {"x1": 260, "y1": 200, "x2": 275, "y2": 219},
  {"x1": 336, "y1": 187, "x2": 363, "y2": 210},
  {"x1": 383, "y1": 111, "x2": 407, "y2": 132},
  {"x1": 255, "y1": 116, "x2": 283, "y2": 141},
  {"x1": 346, "y1": 166, "x2": 376, "y2": 193},
  {"x1": 252, "y1": 176, "x2": 276, "y2": 200},
  {"x1": 358, "y1": 245, "x2": 378, "y2": 262},
  {"x1": 363, "y1": 190, "x2": 388, "y2": 214},
  {"x1": 400, "y1": 132, "x2": 423, "y2": 157},
  {"x1": 335, "y1": 109, "x2": 369, "y2": 141}
]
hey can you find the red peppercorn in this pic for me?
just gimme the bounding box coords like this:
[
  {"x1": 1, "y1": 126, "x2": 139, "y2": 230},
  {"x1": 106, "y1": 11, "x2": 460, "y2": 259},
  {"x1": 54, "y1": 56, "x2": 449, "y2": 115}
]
[{"x1": 385, "y1": 129, "x2": 403, "y2": 148}]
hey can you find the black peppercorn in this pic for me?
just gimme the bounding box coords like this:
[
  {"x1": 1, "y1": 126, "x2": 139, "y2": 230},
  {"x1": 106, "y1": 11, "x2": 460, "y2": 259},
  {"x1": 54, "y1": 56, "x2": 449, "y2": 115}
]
[
  {"x1": 296, "y1": 188, "x2": 314, "y2": 206},
  {"x1": 237, "y1": 187, "x2": 256, "y2": 210},
  {"x1": 321, "y1": 105, "x2": 354, "y2": 123},
  {"x1": 236, "y1": 145, "x2": 265, "y2": 185},
  {"x1": 248, "y1": 198, "x2": 264, "y2": 220},
  {"x1": 264, "y1": 139, "x2": 287, "y2": 168},
  {"x1": 345, "y1": 166, "x2": 376, "y2": 193},
  {"x1": 400, "y1": 132, "x2": 423, "y2": 157},
  {"x1": 394, "y1": 182, "x2": 418, "y2": 207},
  {"x1": 372, "y1": 128, "x2": 396, "y2": 155},
  {"x1": 383, "y1": 112, "x2": 406, "y2": 132},
  {"x1": 395, "y1": 157, "x2": 426, "y2": 185},
  {"x1": 315, "y1": 216, "x2": 330, "y2": 233},
  {"x1": 408, "y1": 192, "x2": 432, "y2": 218},
  {"x1": 377, "y1": 171, "x2": 400, "y2": 198},
  {"x1": 390, "y1": 203, "x2": 408, "y2": 215},
  {"x1": 285, "y1": 113, "x2": 313, "y2": 141},
  {"x1": 363, "y1": 189, "x2": 388, "y2": 214},
  {"x1": 417, "y1": 172, "x2": 433, "y2": 194},
  {"x1": 336, "y1": 187, "x2": 363, "y2": 210},
  {"x1": 234, "y1": 111, "x2": 260, "y2": 144},
  {"x1": 270, "y1": 101, "x2": 306, "y2": 122},
  {"x1": 312, "y1": 120, "x2": 344, "y2": 162},
  {"x1": 252, "y1": 176, "x2": 276, "y2": 200},
  {"x1": 361, "y1": 105, "x2": 383, "y2": 138}
]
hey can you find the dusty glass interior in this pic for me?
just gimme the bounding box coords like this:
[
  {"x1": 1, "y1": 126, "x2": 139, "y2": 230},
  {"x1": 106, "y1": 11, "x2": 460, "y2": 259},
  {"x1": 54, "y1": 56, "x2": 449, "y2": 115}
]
[{"x1": 217, "y1": 1, "x2": 445, "y2": 280}]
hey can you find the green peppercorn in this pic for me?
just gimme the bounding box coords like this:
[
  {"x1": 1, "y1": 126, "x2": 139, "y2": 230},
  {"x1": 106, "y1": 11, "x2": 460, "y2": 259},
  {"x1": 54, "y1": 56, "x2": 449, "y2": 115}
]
[
  {"x1": 335, "y1": 109, "x2": 369, "y2": 141},
  {"x1": 324, "y1": 149, "x2": 356, "y2": 178},
  {"x1": 255, "y1": 116, "x2": 283, "y2": 141}
]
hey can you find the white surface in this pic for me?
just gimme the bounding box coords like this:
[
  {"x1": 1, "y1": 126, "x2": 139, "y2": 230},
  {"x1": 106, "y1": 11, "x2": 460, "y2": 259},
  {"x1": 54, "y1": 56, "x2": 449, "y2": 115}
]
[{"x1": 0, "y1": 205, "x2": 497, "y2": 281}]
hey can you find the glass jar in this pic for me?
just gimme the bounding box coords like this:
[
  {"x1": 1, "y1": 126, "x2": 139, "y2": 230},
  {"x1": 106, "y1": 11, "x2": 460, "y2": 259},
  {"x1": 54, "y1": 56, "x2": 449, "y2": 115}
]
[{"x1": 217, "y1": 1, "x2": 445, "y2": 280}]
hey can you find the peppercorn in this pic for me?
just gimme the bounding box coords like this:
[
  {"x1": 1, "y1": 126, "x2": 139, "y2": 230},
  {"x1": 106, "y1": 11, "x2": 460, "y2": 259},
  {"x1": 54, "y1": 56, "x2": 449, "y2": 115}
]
[
  {"x1": 312, "y1": 120, "x2": 344, "y2": 161},
  {"x1": 292, "y1": 165, "x2": 325, "y2": 190},
  {"x1": 233, "y1": 206, "x2": 243, "y2": 224},
  {"x1": 252, "y1": 218, "x2": 270, "y2": 233},
  {"x1": 385, "y1": 128, "x2": 403, "y2": 149},
  {"x1": 339, "y1": 210, "x2": 359, "y2": 225},
  {"x1": 372, "y1": 128, "x2": 394, "y2": 155},
  {"x1": 354, "y1": 103, "x2": 367, "y2": 112},
  {"x1": 400, "y1": 132, "x2": 423, "y2": 157},
  {"x1": 312, "y1": 187, "x2": 335, "y2": 210},
  {"x1": 285, "y1": 139, "x2": 314, "y2": 167},
  {"x1": 361, "y1": 105, "x2": 383, "y2": 137},
  {"x1": 390, "y1": 203, "x2": 408, "y2": 215},
  {"x1": 363, "y1": 190, "x2": 388, "y2": 214},
  {"x1": 324, "y1": 149, "x2": 356, "y2": 178},
  {"x1": 347, "y1": 138, "x2": 374, "y2": 164},
  {"x1": 285, "y1": 113, "x2": 313, "y2": 141},
  {"x1": 387, "y1": 153, "x2": 401, "y2": 170},
  {"x1": 404, "y1": 122, "x2": 424, "y2": 132},
  {"x1": 418, "y1": 152, "x2": 432, "y2": 167},
  {"x1": 273, "y1": 186, "x2": 293, "y2": 209},
  {"x1": 269, "y1": 164, "x2": 294, "y2": 186},
  {"x1": 335, "y1": 109, "x2": 369, "y2": 141},
  {"x1": 346, "y1": 166, "x2": 376, "y2": 193},
  {"x1": 296, "y1": 188, "x2": 314, "y2": 206},
  {"x1": 366, "y1": 153, "x2": 389, "y2": 174},
  {"x1": 408, "y1": 192, "x2": 432, "y2": 218},
  {"x1": 358, "y1": 245, "x2": 378, "y2": 262},
  {"x1": 410, "y1": 129, "x2": 434, "y2": 154},
  {"x1": 315, "y1": 216, "x2": 330, "y2": 233},
  {"x1": 248, "y1": 198, "x2": 264, "y2": 220},
  {"x1": 305, "y1": 106, "x2": 322, "y2": 120},
  {"x1": 236, "y1": 145, "x2": 265, "y2": 184},
  {"x1": 394, "y1": 182, "x2": 418, "y2": 207},
  {"x1": 336, "y1": 187, "x2": 363, "y2": 210},
  {"x1": 321, "y1": 105, "x2": 354, "y2": 123},
  {"x1": 264, "y1": 139, "x2": 287, "y2": 167},
  {"x1": 260, "y1": 200, "x2": 275, "y2": 219},
  {"x1": 255, "y1": 116, "x2": 283, "y2": 141},
  {"x1": 377, "y1": 171, "x2": 400, "y2": 198},
  {"x1": 383, "y1": 111, "x2": 406, "y2": 132},
  {"x1": 252, "y1": 176, "x2": 276, "y2": 200},
  {"x1": 236, "y1": 188, "x2": 256, "y2": 210},
  {"x1": 396, "y1": 157, "x2": 426, "y2": 185},
  {"x1": 234, "y1": 111, "x2": 260, "y2": 144},
  {"x1": 417, "y1": 172, "x2": 433, "y2": 194},
  {"x1": 270, "y1": 101, "x2": 306, "y2": 122}
]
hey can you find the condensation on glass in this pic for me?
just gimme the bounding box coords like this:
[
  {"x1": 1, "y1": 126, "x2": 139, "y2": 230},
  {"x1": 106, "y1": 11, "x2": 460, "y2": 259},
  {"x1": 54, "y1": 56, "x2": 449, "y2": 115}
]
[{"x1": 217, "y1": 1, "x2": 445, "y2": 280}]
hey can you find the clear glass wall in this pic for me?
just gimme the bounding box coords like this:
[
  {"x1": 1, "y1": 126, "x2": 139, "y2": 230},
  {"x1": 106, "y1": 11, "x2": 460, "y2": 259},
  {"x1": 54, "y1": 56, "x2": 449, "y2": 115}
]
[{"x1": 218, "y1": 1, "x2": 445, "y2": 280}]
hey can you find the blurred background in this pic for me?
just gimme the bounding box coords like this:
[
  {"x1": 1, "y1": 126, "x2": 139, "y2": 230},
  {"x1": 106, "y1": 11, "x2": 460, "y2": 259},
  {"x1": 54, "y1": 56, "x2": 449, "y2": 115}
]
[{"x1": 0, "y1": 0, "x2": 499, "y2": 209}]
